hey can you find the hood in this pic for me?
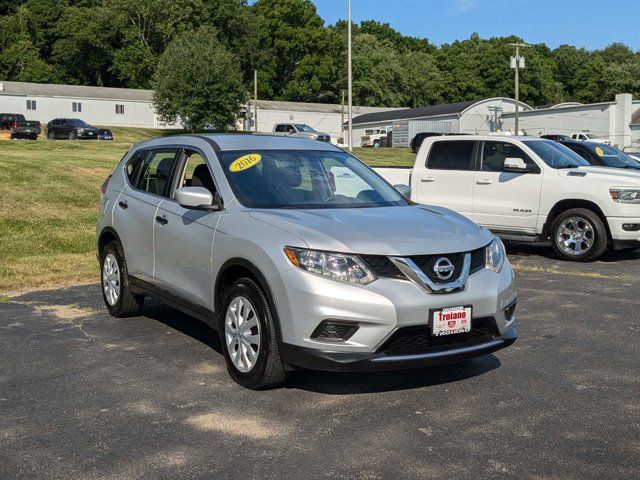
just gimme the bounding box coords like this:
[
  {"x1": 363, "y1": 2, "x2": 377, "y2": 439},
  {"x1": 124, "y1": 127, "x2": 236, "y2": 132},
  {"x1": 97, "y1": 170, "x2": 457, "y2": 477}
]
[
  {"x1": 250, "y1": 205, "x2": 492, "y2": 256},
  {"x1": 559, "y1": 166, "x2": 640, "y2": 185}
]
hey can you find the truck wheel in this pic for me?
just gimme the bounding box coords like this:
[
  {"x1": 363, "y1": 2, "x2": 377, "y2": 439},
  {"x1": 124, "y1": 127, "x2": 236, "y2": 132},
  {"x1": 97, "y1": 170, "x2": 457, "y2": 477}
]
[
  {"x1": 100, "y1": 241, "x2": 144, "y2": 317},
  {"x1": 373, "y1": 141, "x2": 380, "y2": 148},
  {"x1": 219, "y1": 277, "x2": 287, "y2": 390},
  {"x1": 550, "y1": 208, "x2": 608, "y2": 262}
]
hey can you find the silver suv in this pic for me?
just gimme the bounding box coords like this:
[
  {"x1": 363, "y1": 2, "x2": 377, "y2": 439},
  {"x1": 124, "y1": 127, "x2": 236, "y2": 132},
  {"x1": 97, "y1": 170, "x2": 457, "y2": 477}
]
[{"x1": 97, "y1": 135, "x2": 518, "y2": 389}]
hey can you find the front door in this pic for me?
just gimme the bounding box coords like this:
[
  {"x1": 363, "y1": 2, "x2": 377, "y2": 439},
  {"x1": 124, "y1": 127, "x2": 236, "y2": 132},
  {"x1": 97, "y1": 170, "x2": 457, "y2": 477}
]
[
  {"x1": 153, "y1": 148, "x2": 221, "y2": 310},
  {"x1": 471, "y1": 140, "x2": 543, "y2": 233}
]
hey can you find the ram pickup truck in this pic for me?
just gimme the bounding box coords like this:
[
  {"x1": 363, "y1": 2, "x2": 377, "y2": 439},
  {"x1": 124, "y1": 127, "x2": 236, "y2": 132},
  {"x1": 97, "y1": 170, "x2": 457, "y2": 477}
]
[
  {"x1": 1, "y1": 113, "x2": 40, "y2": 139},
  {"x1": 97, "y1": 134, "x2": 517, "y2": 389},
  {"x1": 571, "y1": 132, "x2": 611, "y2": 145},
  {"x1": 375, "y1": 135, "x2": 640, "y2": 261},
  {"x1": 273, "y1": 123, "x2": 331, "y2": 142}
]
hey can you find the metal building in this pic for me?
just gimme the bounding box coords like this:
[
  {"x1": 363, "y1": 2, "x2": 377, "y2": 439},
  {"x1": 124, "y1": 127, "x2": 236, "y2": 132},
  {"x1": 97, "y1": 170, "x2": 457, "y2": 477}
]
[{"x1": 346, "y1": 98, "x2": 531, "y2": 147}]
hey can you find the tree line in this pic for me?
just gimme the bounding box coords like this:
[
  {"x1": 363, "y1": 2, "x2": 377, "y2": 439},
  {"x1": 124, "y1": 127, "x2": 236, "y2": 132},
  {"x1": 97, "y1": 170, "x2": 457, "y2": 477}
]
[{"x1": 2, "y1": 0, "x2": 639, "y2": 127}]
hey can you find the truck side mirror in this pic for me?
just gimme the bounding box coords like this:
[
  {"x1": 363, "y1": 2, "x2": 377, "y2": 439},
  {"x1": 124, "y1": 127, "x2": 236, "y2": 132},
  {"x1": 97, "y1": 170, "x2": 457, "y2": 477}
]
[{"x1": 503, "y1": 157, "x2": 531, "y2": 173}]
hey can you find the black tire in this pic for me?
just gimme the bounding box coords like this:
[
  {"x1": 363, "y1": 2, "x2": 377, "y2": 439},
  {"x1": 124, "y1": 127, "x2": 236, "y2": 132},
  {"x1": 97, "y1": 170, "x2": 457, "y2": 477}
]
[
  {"x1": 100, "y1": 241, "x2": 144, "y2": 317},
  {"x1": 69, "y1": 130, "x2": 77, "y2": 140},
  {"x1": 550, "y1": 208, "x2": 608, "y2": 262},
  {"x1": 373, "y1": 141, "x2": 380, "y2": 148},
  {"x1": 9, "y1": 134, "x2": 14, "y2": 140},
  {"x1": 218, "y1": 277, "x2": 287, "y2": 390},
  {"x1": 47, "y1": 130, "x2": 54, "y2": 140}
]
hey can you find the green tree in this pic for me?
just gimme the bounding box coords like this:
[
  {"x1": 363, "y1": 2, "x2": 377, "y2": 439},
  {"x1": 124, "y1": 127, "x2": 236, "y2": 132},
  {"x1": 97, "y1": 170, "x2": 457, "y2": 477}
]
[{"x1": 152, "y1": 27, "x2": 247, "y2": 131}]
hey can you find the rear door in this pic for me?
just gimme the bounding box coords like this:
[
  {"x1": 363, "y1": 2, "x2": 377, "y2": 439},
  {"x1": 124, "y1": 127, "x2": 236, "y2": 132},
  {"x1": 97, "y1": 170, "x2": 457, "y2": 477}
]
[
  {"x1": 113, "y1": 147, "x2": 180, "y2": 282},
  {"x1": 415, "y1": 139, "x2": 477, "y2": 217},
  {"x1": 471, "y1": 140, "x2": 543, "y2": 233},
  {"x1": 153, "y1": 148, "x2": 221, "y2": 310}
]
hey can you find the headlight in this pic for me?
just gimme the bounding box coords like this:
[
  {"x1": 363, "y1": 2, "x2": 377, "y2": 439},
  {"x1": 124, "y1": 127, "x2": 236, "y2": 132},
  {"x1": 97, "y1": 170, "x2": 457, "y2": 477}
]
[
  {"x1": 486, "y1": 237, "x2": 505, "y2": 273},
  {"x1": 610, "y1": 188, "x2": 640, "y2": 204},
  {"x1": 77, "y1": 128, "x2": 85, "y2": 133},
  {"x1": 283, "y1": 247, "x2": 376, "y2": 284},
  {"x1": 309, "y1": 134, "x2": 318, "y2": 140}
]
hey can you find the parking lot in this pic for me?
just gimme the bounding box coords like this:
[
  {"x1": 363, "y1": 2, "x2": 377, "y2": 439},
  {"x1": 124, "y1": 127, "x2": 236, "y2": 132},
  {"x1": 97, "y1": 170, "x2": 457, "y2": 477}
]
[{"x1": 1, "y1": 245, "x2": 639, "y2": 480}]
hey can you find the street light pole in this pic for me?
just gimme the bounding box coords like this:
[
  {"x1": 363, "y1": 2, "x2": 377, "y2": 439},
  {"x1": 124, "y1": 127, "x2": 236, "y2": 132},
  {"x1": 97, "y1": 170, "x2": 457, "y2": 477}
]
[
  {"x1": 508, "y1": 42, "x2": 530, "y2": 136},
  {"x1": 347, "y1": 0, "x2": 353, "y2": 152}
]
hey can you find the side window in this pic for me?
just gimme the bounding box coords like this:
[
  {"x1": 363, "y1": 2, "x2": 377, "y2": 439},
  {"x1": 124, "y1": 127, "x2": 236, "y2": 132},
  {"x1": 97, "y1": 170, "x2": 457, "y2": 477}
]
[
  {"x1": 125, "y1": 150, "x2": 147, "y2": 184},
  {"x1": 176, "y1": 150, "x2": 216, "y2": 197},
  {"x1": 481, "y1": 141, "x2": 537, "y2": 172},
  {"x1": 426, "y1": 141, "x2": 475, "y2": 171},
  {"x1": 286, "y1": 125, "x2": 296, "y2": 133},
  {"x1": 135, "y1": 148, "x2": 179, "y2": 197},
  {"x1": 275, "y1": 125, "x2": 286, "y2": 133}
]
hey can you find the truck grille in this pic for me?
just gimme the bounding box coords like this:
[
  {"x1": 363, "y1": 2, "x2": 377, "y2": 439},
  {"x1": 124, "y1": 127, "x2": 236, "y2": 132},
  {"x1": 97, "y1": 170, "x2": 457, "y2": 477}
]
[
  {"x1": 361, "y1": 246, "x2": 486, "y2": 283},
  {"x1": 378, "y1": 317, "x2": 498, "y2": 355}
]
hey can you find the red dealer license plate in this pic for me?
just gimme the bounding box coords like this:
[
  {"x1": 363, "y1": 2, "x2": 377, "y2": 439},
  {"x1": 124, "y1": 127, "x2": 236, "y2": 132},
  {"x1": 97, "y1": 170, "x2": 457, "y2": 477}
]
[{"x1": 431, "y1": 306, "x2": 472, "y2": 337}]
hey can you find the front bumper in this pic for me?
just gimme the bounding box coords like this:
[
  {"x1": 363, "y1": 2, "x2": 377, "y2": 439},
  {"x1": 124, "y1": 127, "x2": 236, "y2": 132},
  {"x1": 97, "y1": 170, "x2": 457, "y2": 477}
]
[
  {"x1": 270, "y1": 260, "x2": 517, "y2": 370},
  {"x1": 279, "y1": 325, "x2": 517, "y2": 372},
  {"x1": 607, "y1": 217, "x2": 640, "y2": 248}
]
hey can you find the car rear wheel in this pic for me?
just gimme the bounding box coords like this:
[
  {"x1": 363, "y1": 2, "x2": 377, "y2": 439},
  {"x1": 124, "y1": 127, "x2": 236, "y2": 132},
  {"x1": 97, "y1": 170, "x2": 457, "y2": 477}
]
[
  {"x1": 47, "y1": 130, "x2": 54, "y2": 140},
  {"x1": 550, "y1": 208, "x2": 608, "y2": 262},
  {"x1": 219, "y1": 278, "x2": 287, "y2": 390},
  {"x1": 100, "y1": 241, "x2": 144, "y2": 317}
]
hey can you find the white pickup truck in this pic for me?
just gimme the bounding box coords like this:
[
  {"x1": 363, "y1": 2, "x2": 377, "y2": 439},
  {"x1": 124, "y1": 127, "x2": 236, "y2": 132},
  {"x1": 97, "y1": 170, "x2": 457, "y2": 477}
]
[
  {"x1": 571, "y1": 132, "x2": 611, "y2": 145},
  {"x1": 374, "y1": 135, "x2": 640, "y2": 261}
]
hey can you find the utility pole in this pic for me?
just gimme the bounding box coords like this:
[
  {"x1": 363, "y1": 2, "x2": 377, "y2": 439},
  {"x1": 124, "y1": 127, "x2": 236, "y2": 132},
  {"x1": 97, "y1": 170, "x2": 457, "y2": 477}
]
[
  {"x1": 347, "y1": 0, "x2": 353, "y2": 151},
  {"x1": 340, "y1": 90, "x2": 345, "y2": 132},
  {"x1": 507, "y1": 42, "x2": 530, "y2": 135},
  {"x1": 253, "y1": 69, "x2": 258, "y2": 133}
]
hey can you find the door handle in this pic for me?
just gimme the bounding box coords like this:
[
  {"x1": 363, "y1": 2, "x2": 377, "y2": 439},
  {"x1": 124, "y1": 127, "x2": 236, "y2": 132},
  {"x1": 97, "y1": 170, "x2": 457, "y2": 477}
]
[
  {"x1": 476, "y1": 179, "x2": 492, "y2": 185},
  {"x1": 118, "y1": 200, "x2": 128, "y2": 209},
  {"x1": 155, "y1": 215, "x2": 168, "y2": 225},
  {"x1": 421, "y1": 176, "x2": 435, "y2": 183}
]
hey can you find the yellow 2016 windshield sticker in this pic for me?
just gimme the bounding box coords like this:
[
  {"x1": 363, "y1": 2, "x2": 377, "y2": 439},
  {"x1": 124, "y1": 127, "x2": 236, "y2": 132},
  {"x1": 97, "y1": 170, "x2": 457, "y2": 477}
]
[
  {"x1": 595, "y1": 146, "x2": 604, "y2": 157},
  {"x1": 230, "y1": 154, "x2": 261, "y2": 172}
]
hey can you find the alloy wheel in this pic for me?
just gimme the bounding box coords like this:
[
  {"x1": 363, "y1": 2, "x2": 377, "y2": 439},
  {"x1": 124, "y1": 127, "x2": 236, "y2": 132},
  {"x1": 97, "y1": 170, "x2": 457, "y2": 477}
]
[{"x1": 556, "y1": 216, "x2": 595, "y2": 256}]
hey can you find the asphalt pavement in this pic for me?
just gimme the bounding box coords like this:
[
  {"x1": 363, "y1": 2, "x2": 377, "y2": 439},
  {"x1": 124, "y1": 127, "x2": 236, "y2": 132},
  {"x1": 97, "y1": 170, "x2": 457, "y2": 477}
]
[{"x1": 1, "y1": 244, "x2": 639, "y2": 479}]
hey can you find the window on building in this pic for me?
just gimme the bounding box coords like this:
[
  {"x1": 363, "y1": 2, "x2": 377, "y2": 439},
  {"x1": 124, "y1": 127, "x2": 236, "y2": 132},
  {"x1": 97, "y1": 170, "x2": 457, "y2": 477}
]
[
  {"x1": 72, "y1": 102, "x2": 82, "y2": 113},
  {"x1": 26, "y1": 100, "x2": 37, "y2": 111},
  {"x1": 115, "y1": 104, "x2": 125, "y2": 115}
]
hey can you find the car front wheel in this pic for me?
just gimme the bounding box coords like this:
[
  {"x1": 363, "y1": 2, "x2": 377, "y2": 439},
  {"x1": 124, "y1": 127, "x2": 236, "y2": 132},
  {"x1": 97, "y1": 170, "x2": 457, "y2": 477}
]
[
  {"x1": 69, "y1": 130, "x2": 77, "y2": 140},
  {"x1": 219, "y1": 278, "x2": 287, "y2": 390},
  {"x1": 550, "y1": 208, "x2": 608, "y2": 262}
]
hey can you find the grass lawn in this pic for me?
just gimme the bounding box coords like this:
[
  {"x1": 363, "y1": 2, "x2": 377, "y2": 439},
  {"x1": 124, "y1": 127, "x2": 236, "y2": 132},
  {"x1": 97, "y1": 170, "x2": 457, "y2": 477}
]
[{"x1": 0, "y1": 128, "x2": 414, "y2": 294}]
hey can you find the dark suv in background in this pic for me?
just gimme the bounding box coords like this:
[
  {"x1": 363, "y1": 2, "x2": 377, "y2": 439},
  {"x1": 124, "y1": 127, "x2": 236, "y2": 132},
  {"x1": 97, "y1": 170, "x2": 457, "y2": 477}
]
[{"x1": 46, "y1": 118, "x2": 98, "y2": 140}]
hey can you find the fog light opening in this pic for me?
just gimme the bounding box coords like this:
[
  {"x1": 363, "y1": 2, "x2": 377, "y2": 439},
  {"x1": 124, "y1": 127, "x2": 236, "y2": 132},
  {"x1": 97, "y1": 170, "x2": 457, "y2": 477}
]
[
  {"x1": 504, "y1": 300, "x2": 517, "y2": 323},
  {"x1": 622, "y1": 223, "x2": 640, "y2": 232},
  {"x1": 310, "y1": 320, "x2": 359, "y2": 342}
]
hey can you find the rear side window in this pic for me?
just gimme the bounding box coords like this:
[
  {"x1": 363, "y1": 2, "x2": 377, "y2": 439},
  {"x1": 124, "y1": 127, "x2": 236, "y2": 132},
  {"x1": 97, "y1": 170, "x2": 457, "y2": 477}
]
[
  {"x1": 427, "y1": 141, "x2": 475, "y2": 171},
  {"x1": 126, "y1": 150, "x2": 147, "y2": 184},
  {"x1": 135, "y1": 148, "x2": 179, "y2": 197},
  {"x1": 275, "y1": 125, "x2": 286, "y2": 132}
]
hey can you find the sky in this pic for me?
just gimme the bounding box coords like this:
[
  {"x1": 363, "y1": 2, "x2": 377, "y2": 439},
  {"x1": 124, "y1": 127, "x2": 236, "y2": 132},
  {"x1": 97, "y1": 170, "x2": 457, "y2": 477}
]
[{"x1": 309, "y1": 0, "x2": 640, "y2": 51}]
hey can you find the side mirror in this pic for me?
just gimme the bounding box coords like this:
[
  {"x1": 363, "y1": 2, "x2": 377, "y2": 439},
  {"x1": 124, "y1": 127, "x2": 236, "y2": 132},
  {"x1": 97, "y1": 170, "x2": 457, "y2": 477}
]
[
  {"x1": 503, "y1": 157, "x2": 531, "y2": 173},
  {"x1": 175, "y1": 186, "x2": 217, "y2": 210},
  {"x1": 394, "y1": 184, "x2": 411, "y2": 198}
]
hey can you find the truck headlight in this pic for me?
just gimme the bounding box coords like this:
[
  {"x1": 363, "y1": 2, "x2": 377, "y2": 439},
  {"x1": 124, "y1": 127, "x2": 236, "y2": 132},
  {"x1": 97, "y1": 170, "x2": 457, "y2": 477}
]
[
  {"x1": 284, "y1": 247, "x2": 376, "y2": 284},
  {"x1": 610, "y1": 188, "x2": 640, "y2": 204},
  {"x1": 486, "y1": 237, "x2": 505, "y2": 273}
]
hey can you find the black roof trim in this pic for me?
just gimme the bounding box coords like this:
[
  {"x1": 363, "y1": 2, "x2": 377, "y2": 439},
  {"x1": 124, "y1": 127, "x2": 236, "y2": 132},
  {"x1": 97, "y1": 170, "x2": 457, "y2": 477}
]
[{"x1": 351, "y1": 100, "x2": 479, "y2": 126}]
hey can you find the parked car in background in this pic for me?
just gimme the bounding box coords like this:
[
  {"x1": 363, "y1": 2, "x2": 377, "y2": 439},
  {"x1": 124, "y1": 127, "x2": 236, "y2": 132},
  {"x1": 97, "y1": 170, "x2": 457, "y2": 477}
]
[
  {"x1": 8, "y1": 117, "x2": 41, "y2": 140},
  {"x1": 361, "y1": 127, "x2": 391, "y2": 148},
  {"x1": 375, "y1": 136, "x2": 640, "y2": 261},
  {"x1": 571, "y1": 132, "x2": 611, "y2": 145},
  {"x1": 97, "y1": 134, "x2": 517, "y2": 389},
  {"x1": 558, "y1": 140, "x2": 640, "y2": 171},
  {"x1": 540, "y1": 134, "x2": 570, "y2": 141},
  {"x1": 273, "y1": 123, "x2": 330, "y2": 142},
  {"x1": 46, "y1": 118, "x2": 99, "y2": 140},
  {"x1": 98, "y1": 129, "x2": 114, "y2": 140},
  {"x1": 410, "y1": 132, "x2": 446, "y2": 153},
  {"x1": 1, "y1": 113, "x2": 26, "y2": 130}
]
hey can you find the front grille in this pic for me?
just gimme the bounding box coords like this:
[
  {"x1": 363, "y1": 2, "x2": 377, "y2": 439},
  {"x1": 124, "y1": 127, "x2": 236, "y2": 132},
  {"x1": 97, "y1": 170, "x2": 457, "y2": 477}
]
[
  {"x1": 361, "y1": 246, "x2": 487, "y2": 282},
  {"x1": 378, "y1": 317, "x2": 498, "y2": 355}
]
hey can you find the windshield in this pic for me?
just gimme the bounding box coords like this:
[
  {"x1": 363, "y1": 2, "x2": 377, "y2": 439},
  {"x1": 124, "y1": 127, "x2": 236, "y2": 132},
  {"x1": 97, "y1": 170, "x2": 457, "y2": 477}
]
[
  {"x1": 294, "y1": 124, "x2": 315, "y2": 133},
  {"x1": 220, "y1": 150, "x2": 408, "y2": 209},
  {"x1": 68, "y1": 119, "x2": 91, "y2": 127},
  {"x1": 586, "y1": 143, "x2": 640, "y2": 168},
  {"x1": 524, "y1": 140, "x2": 590, "y2": 169}
]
